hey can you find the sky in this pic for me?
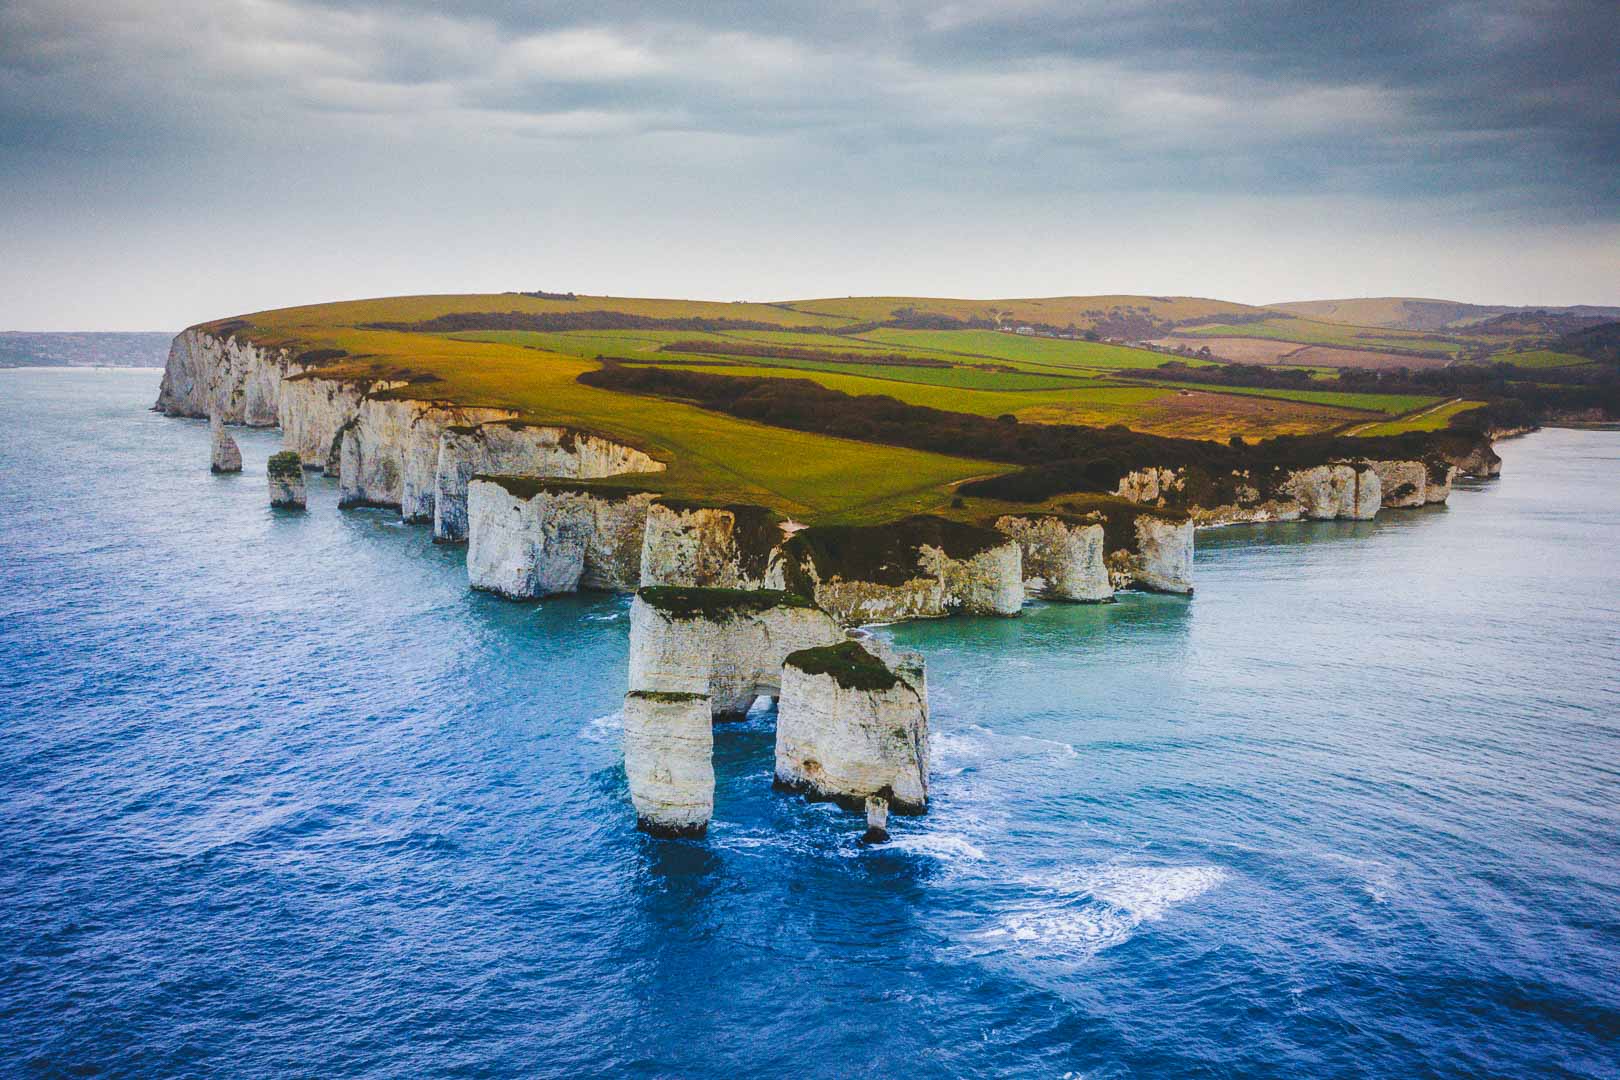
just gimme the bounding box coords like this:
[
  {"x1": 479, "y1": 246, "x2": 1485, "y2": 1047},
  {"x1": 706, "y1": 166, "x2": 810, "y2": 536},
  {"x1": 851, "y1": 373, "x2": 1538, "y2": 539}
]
[{"x1": 1, "y1": 0, "x2": 1616, "y2": 330}]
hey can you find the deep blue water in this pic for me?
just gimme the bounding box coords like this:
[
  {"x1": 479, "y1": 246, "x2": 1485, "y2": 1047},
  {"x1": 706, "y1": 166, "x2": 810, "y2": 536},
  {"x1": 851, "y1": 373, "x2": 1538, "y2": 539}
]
[{"x1": 2, "y1": 368, "x2": 1617, "y2": 1079}]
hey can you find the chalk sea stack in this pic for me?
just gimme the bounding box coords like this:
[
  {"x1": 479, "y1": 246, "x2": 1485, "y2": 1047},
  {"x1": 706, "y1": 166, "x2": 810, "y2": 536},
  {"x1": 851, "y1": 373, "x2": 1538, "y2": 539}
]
[
  {"x1": 209, "y1": 412, "x2": 241, "y2": 474},
  {"x1": 267, "y1": 451, "x2": 306, "y2": 509},
  {"x1": 775, "y1": 639, "x2": 929, "y2": 814}
]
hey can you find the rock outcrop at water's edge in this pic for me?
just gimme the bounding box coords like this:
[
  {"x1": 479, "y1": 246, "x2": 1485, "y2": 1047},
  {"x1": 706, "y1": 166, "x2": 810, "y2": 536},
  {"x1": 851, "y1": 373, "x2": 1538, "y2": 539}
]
[
  {"x1": 209, "y1": 412, "x2": 242, "y2": 473},
  {"x1": 337, "y1": 396, "x2": 521, "y2": 520},
  {"x1": 774, "y1": 516, "x2": 1024, "y2": 626},
  {"x1": 622, "y1": 690, "x2": 715, "y2": 838},
  {"x1": 1281, "y1": 464, "x2": 1381, "y2": 520},
  {"x1": 267, "y1": 451, "x2": 306, "y2": 509},
  {"x1": 466, "y1": 478, "x2": 659, "y2": 599},
  {"x1": 639, "y1": 501, "x2": 783, "y2": 590},
  {"x1": 1105, "y1": 511, "x2": 1194, "y2": 595},
  {"x1": 628, "y1": 587, "x2": 845, "y2": 719},
  {"x1": 434, "y1": 422, "x2": 662, "y2": 543},
  {"x1": 994, "y1": 514, "x2": 1113, "y2": 602},
  {"x1": 775, "y1": 639, "x2": 929, "y2": 814},
  {"x1": 159, "y1": 329, "x2": 292, "y2": 426}
]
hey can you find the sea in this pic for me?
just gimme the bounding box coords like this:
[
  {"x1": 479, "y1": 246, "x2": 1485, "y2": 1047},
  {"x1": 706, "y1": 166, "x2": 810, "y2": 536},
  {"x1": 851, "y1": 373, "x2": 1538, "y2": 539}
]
[{"x1": 2, "y1": 366, "x2": 1616, "y2": 1078}]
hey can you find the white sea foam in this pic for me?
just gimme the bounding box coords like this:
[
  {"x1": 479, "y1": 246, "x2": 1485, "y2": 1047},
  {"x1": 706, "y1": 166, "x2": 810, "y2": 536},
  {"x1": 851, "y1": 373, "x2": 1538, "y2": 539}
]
[
  {"x1": 578, "y1": 710, "x2": 623, "y2": 744},
  {"x1": 982, "y1": 862, "x2": 1228, "y2": 958},
  {"x1": 883, "y1": 831, "x2": 988, "y2": 862}
]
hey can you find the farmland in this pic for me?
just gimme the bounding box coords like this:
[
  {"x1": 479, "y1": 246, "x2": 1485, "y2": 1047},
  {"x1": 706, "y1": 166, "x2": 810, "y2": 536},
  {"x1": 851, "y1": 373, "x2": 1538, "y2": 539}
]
[{"x1": 196, "y1": 290, "x2": 1585, "y2": 524}]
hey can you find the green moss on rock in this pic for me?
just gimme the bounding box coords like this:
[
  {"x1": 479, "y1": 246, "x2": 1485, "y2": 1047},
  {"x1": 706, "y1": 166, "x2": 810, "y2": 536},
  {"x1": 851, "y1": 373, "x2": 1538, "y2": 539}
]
[
  {"x1": 784, "y1": 640, "x2": 899, "y2": 692},
  {"x1": 625, "y1": 690, "x2": 709, "y2": 703},
  {"x1": 637, "y1": 586, "x2": 815, "y2": 620},
  {"x1": 267, "y1": 451, "x2": 304, "y2": 481},
  {"x1": 782, "y1": 514, "x2": 1007, "y2": 589}
]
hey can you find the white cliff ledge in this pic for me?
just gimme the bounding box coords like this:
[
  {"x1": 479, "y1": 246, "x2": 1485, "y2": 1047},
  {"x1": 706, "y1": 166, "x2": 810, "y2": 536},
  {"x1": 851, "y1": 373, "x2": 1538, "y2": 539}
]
[{"x1": 775, "y1": 515, "x2": 1024, "y2": 625}]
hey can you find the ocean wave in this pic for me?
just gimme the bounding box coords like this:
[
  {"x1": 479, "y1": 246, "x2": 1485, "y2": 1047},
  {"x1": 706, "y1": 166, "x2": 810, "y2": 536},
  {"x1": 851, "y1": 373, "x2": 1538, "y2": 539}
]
[
  {"x1": 579, "y1": 710, "x2": 623, "y2": 743},
  {"x1": 982, "y1": 862, "x2": 1228, "y2": 958}
]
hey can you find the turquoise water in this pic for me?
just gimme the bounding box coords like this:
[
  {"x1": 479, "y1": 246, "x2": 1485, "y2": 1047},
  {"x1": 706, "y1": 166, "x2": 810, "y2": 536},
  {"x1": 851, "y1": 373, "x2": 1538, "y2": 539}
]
[{"x1": 1, "y1": 368, "x2": 1617, "y2": 1078}]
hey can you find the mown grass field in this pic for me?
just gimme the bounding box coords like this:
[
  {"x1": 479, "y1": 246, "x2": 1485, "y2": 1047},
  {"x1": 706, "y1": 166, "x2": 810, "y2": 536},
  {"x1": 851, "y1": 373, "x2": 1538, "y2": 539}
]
[
  {"x1": 1173, "y1": 316, "x2": 1467, "y2": 356},
  {"x1": 213, "y1": 292, "x2": 1487, "y2": 522},
  {"x1": 1354, "y1": 400, "x2": 1488, "y2": 436}
]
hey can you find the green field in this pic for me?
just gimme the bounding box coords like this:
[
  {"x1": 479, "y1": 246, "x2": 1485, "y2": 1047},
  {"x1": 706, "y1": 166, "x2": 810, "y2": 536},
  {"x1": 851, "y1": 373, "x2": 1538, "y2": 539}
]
[
  {"x1": 1353, "y1": 400, "x2": 1487, "y2": 436},
  {"x1": 1175, "y1": 316, "x2": 1467, "y2": 356},
  {"x1": 1501, "y1": 349, "x2": 1592, "y2": 368}
]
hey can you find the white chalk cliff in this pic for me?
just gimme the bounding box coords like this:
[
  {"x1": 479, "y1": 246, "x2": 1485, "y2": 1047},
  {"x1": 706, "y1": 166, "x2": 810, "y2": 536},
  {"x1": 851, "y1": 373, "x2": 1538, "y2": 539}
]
[
  {"x1": 775, "y1": 517, "x2": 1024, "y2": 626},
  {"x1": 466, "y1": 479, "x2": 659, "y2": 599},
  {"x1": 994, "y1": 515, "x2": 1113, "y2": 602},
  {"x1": 627, "y1": 589, "x2": 845, "y2": 719},
  {"x1": 639, "y1": 502, "x2": 781, "y2": 590},
  {"x1": 435, "y1": 422, "x2": 662, "y2": 543},
  {"x1": 621, "y1": 690, "x2": 715, "y2": 838}
]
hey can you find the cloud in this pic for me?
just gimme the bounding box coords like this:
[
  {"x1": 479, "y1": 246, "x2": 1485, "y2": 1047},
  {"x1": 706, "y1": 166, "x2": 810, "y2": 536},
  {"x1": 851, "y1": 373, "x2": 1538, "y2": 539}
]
[{"x1": 0, "y1": 0, "x2": 1615, "y2": 327}]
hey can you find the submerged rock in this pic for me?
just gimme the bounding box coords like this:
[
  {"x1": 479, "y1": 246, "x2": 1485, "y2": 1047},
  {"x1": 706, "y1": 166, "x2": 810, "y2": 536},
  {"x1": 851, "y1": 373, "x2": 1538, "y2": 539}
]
[
  {"x1": 209, "y1": 413, "x2": 242, "y2": 474},
  {"x1": 775, "y1": 639, "x2": 929, "y2": 813},
  {"x1": 628, "y1": 586, "x2": 844, "y2": 719},
  {"x1": 622, "y1": 690, "x2": 715, "y2": 838},
  {"x1": 466, "y1": 477, "x2": 658, "y2": 599},
  {"x1": 776, "y1": 515, "x2": 1023, "y2": 625},
  {"x1": 995, "y1": 514, "x2": 1112, "y2": 602},
  {"x1": 267, "y1": 451, "x2": 306, "y2": 509}
]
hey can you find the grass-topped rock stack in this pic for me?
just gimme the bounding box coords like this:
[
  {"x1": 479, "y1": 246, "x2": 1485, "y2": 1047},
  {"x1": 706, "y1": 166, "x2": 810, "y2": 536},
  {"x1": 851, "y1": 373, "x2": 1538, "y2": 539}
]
[
  {"x1": 775, "y1": 639, "x2": 929, "y2": 816},
  {"x1": 267, "y1": 451, "x2": 305, "y2": 508}
]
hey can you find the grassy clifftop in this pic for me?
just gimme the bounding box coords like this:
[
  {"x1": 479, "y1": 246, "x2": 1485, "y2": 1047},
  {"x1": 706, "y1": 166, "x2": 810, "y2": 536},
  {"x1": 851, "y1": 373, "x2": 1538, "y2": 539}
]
[{"x1": 193, "y1": 290, "x2": 1506, "y2": 524}]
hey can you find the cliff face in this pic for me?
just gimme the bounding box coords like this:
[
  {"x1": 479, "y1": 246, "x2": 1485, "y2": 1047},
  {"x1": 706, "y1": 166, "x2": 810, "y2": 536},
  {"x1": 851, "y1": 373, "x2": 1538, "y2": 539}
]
[
  {"x1": 1367, "y1": 459, "x2": 1429, "y2": 508},
  {"x1": 776, "y1": 517, "x2": 1024, "y2": 626},
  {"x1": 1116, "y1": 458, "x2": 1435, "y2": 526},
  {"x1": 434, "y1": 423, "x2": 661, "y2": 543},
  {"x1": 1107, "y1": 514, "x2": 1194, "y2": 594},
  {"x1": 627, "y1": 589, "x2": 844, "y2": 719},
  {"x1": 466, "y1": 479, "x2": 658, "y2": 599},
  {"x1": 622, "y1": 690, "x2": 715, "y2": 838},
  {"x1": 639, "y1": 502, "x2": 780, "y2": 589},
  {"x1": 1282, "y1": 464, "x2": 1381, "y2": 520},
  {"x1": 157, "y1": 330, "x2": 293, "y2": 426},
  {"x1": 337, "y1": 396, "x2": 519, "y2": 519},
  {"x1": 994, "y1": 515, "x2": 1113, "y2": 602},
  {"x1": 775, "y1": 640, "x2": 929, "y2": 814},
  {"x1": 278, "y1": 374, "x2": 385, "y2": 470}
]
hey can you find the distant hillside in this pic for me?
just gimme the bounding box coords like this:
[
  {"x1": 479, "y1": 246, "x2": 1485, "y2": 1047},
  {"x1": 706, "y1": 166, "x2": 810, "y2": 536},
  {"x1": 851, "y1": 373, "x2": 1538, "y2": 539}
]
[
  {"x1": 778, "y1": 295, "x2": 1267, "y2": 338},
  {"x1": 1556, "y1": 321, "x2": 1620, "y2": 364},
  {"x1": 1269, "y1": 298, "x2": 1620, "y2": 332},
  {"x1": 0, "y1": 331, "x2": 174, "y2": 368}
]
